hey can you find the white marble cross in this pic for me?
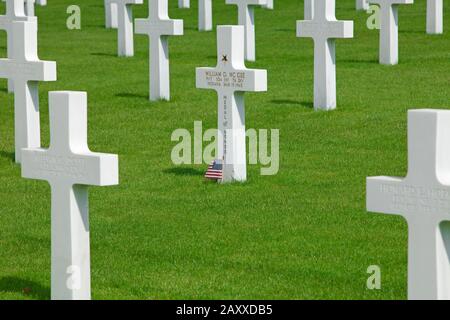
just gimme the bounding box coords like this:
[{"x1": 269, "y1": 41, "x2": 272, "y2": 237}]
[
  {"x1": 105, "y1": 0, "x2": 118, "y2": 29},
  {"x1": 135, "y1": 0, "x2": 183, "y2": 101},
  {"x1": 199, "y1": 0, "x2": 212, "y2": 31},
  {"x1": 225, "y1": 0, "x2": 268, "y2": 62},
  {"x1": 296, "y1": 0, "x2": 353, "y2": 111},
  {"x1": 356, "y1": 0, "x2": 370, "y2": 10},
  {"x1": 367, "y1": 109, "x2": 450, "y2": 300},
  {"x1": 196, "y1": 26, "x2": 267, "y2": 183},
  {"x1": 22, "y1": 91, "x2": 119, "y2": 300},
  {"x1": 427, "y1": 0, "x2": 443, "y2": 34},
  {"x1": 0, "y1": 20, "x2": 56, "y2": 163},
  {"x1": 109, "y1": 0, "x2": 143, "y2": 57},
  {"x1": 369, "y1": 0, "x2": 413, "y2": 65},
  {"x1": 0, "y1": 0, "x2": 35, "y2": 92},
  {"x1": 178, "y1": 0, "x2": 189, "y2": 8}
]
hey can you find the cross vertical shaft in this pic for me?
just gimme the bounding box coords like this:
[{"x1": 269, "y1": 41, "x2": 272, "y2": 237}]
[
  {"x1": 304, "y1": 0, "x2": 313, "y2": 19},
  {"x1": 150, "y1": 35, "x2": 170, "y2": 100},
  {"x1": 117, "y1": 3, "x2": 134, "y2": 56},
  {"x1": 356, "y1": 0, "x2": 369, "y2": 10},
  {"x1": 427, "y1": 0, "x2": 443, "y2": 34},
  {"x1": 199, "y1": 0, "x2": 212, "y2": 31},
  {"x1": 24, "y1": 0, "x2": 35, "y2": 16},
  {"x1": 105, "y1": 0, "x2": 118, "y2": 28},
  {"x1": 314, "y1": 39, "x2": 337, "y2": 110},
  {"x1": 51, "y1": 183, "x2": 91, "y2": 300},
  {"x1": 238, "y1": 5, "x2": 255, "y2": 61},
  {"x1": 380, "y1": 5, "x2": 399, "y2": 65},
  {"x1": 178, "y1": 0, "x2": 189, "y2": 8},
  {"x1": 218, "y1": 91, "x2": 247, "y2": 182},
  {"x1": 264, "y1": 0, "x2": 273, "y2": 10},
  {"x1": 372, "y1": 0, "x2": 413, "y2": 65},
  {"x1": 407, "y1": 216, "x2": 450, "y2": 300},
  {"x1": 14, "y1": 80, "x2": 40, "y2": 163}
]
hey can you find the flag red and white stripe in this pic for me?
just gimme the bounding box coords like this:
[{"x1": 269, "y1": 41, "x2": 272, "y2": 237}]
[{"x1": 205, "y1": 159, "x2": 222, "y2": 180}]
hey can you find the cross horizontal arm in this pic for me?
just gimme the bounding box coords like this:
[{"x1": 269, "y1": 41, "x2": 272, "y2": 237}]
[
  {"x1": 21, "y1": 91, "x2": 119, "y2": 187},
  {"x1": 225, "y1": 0, "x2": 267, "y2": 5},
  {"x1": 370, "y1": 0, "x2": 413, "y2": 5},
  {"x1": 368, "y1": 175, "x2": 450, "y2": 219},
  {"x1": 21, "y1": 149, "x2": 119, "y2": 186},
  {"x1": 135, "y1": 18, "x2": 183, "y2": 36},
  {"x1": 0, "y1": 59, "x2": 56, "y2": 81},
  {"x1": 109, "y1": 0, "x2": 143, "y2": 5},
  {"x1": 366, "y1": 176, "x2": 405, "y2": 216},
  {"x1": 296, "y1": 20, "x2": 354, "y2": 39},
  {"x1": 0, "y1": 15, "x2": 34, "y2": 30}
]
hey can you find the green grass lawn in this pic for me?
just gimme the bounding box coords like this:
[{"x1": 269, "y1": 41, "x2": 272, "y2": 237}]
[{"x1": 0, "y1": 0, "x2": 448, "y2": 300}]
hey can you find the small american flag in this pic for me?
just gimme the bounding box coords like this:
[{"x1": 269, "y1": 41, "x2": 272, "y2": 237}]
[{"x1": 205, "y1": 159, "x2": 222, "y2": 180}]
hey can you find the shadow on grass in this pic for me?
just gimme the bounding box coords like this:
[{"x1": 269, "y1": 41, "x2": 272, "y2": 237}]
[
  {"x1": 400, "y1": 30, "x2": 424, "y2": 34},
  {"x1": 340, "y1": 58, "x2": 378, "y2": 64},
  {"x1": 85, "y1": 24, "x2": 107, "y2": 29},
  {"x1": 0, "y1": 277, "x2": 50, "y2": 300},
  {"x1": 116, "y1": 92, "x2": 149, "y2": 100},
  {"x1": 91, "y1": 52, "x2": 117, "y2": 58},
  {"x1": 0, "y1": 151, "x2": 15, "y2": 162},
  {"x1": 184, "y1": 27, "x2": 199, "y2": 31},
  {"x1": 275, "y1": 28, "x2": 295, "y2": 32},
  {"x1": 271, "y1": 99, "x2": 313, "y2": 109},
  {"x1": 163, "y1": 167, "x2": 204, "y2": 176}
]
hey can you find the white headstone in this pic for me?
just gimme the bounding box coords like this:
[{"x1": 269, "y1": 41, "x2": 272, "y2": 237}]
[
  {"x1": 356, "y1": 0, "x2": 369, "y2": 10},
  {"x1": 370, "y1": 0, "x2": 413, "y2": 65},
  {"x1": 0, "y1": 20, "x2": 56, "y2": 163},
  {"x1": 196, "y1": 26, "x2": 267, "y2": 183},
  {"x1": 304, "y1": 0, "x2": 313, "y2": 19},
  {"x1": 225, "y1": 0, "x2": 267, "y2": 62},
  {"x1": 0, "y1": 0, "x2": 34, "y2": 93},
  {"x1": 109, "y1": 0, "x2": 143, "y2": 57},
  {"x1": 178, "y1": 0, "x2": 189, "y2": 8},
  {"x1": 296, "y1": 0, "x2": 353, "y2": 111},
  {"x1": 105, "y1": 0, "x2": 119, "y2": 29},
  {"x1": 427, "y1": 0, "x2": 443, "y2": 34},
  {"x1": 22, "y1": 91, "x2": 119, "y2": 300},
  {"x1": 135, "y1": 0, "x2": 183, "y2": 101},
  {"x1": 367, "y1": 109, "x2": 450, "y2": 300},
  {"x1": 36, "y1": 0, "x2": 45, "y2": 5},
  {"x1": 199, "y1": 0, "x2": 212, "y2": 31}
]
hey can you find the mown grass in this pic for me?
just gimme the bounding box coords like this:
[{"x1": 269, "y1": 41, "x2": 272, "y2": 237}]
[{"x1": 0, "y1": 0, "x2": 448, "y2": 299}]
